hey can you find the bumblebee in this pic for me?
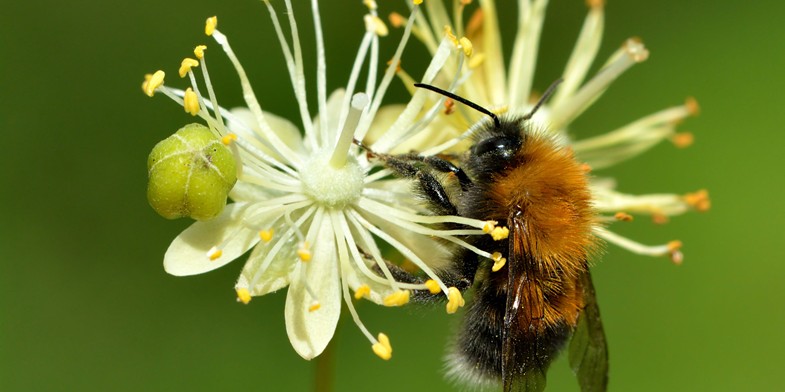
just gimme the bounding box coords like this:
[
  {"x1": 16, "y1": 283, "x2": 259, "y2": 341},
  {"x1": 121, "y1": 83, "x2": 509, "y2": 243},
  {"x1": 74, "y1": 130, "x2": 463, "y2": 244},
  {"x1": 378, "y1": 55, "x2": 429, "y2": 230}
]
[{"x1": 371, "y1": 82, "x2": 608, "y2": 392}]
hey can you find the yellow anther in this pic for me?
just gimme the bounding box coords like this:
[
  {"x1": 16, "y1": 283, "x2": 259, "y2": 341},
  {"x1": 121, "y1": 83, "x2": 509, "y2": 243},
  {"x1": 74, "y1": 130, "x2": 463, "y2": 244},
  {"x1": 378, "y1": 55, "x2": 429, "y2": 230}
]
[
  {"x1": 685, "y1": 97, "x2": 700, "y2": 116},
  {"x1": 490, "y1": 226, "x2": 509, "y2": 241},
  {"x1": 667, "y1": 240, "x2": 684, "y2": 265},
  {"x1": 297, "y1": 243, "x2": 312, "y2": 262},
  {"x1": 194, "y1": 45, "x2": 207, "y2": 59},
  {"x1": 179, "y1": 58, "x2": 199, "y2": 78},
  {"x1": 388, "y1": 12, "x2": 405, "y2": 28},
  {"x1": 221, "y1": 133, "x2": 238, "y2": 145},
  {"x1": 443, "y1": 26, "x2": 459, "y2": 46},
  {"x1": 459, "y1": 37, "x2": 473, "y2": 57},
  {"x1": 207, "y1": 246, "x2": 222, "y2": 261},
  {"x1": 491, "y1": 252, "x2": 507, "y2": 272},
  {"x1": 383, "y1": 290, "x2": 410, "y2": 307},
  {"x1": 614, "y1": 212, "x2": 634, "y2": 222},
  {"x1": 309, "y1": 302, "x2": 321, "y2": 312},
  {"x1": 482, "y1": 220, "x2": 497, "y2": 233},
  {"x1": 259, "y1": 229, "x2": 274, "y2": 242},
  {"x1": 684, "y1": 189, "x2": 711, "y2": 212},
  {"x1": 586, "y1": 0, "x2": 605, "y2": 8},
  {"x1": 363, "y1": 0, "x2": 377, "y2": 10},
  {"x1": 424, "y1": 279, "x2": 442, "y2": 294},
  {"x1": 372, "y1": 333, "x2": 392, "y2": 360},
  {"x1": 354, "y1": 284, "x2": 371, "y2": 300},
  {"x1": 183, "y1": 88, "x2": 200, "y2": 116},
  {"x1": 671, "y1": 132, "x2": 694, "y2": 148},
  {"x1": 205, "y1": 16, "x2": 217, "y2": 36},
  {"x1": 413, "y1": 0, "x2": 423, "y2": 5},
  {"x1": 142, "y1": 70, "x2": 165, "y2": 97},
  {"x1": 446, "y1": 287, "x2": 465, "y2": 314},
  {"x1": 652, "y1": 213, "x2": 669, "y2": 225},
  {"x1": 364, "y1": 15, "x2": 388, "y2": 37},
  {"x1": 236, "y1": 288, "x2": 252, "y2": 304}
]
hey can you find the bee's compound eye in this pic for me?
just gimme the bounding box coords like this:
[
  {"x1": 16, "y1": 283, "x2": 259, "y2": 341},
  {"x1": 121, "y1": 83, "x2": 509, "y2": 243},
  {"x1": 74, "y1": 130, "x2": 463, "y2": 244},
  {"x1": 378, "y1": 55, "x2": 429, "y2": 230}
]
[
  {"x1": 146, "y1": 123, "x2": 238, "y2": 221},
  {"x1": 471, "y1": 136, "x2": 521, "y2": 160}
]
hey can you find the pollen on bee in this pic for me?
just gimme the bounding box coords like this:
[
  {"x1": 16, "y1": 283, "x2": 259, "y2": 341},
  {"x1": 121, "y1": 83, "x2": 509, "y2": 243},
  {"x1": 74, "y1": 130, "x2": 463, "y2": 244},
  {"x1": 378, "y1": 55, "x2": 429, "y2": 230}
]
[
  {"x1": 614, "y1": 212, "x2": 634, "y2": 222},
  {"x1": 205, "y1": 16, "x2": 217, "y2": 36},
  {"x1": 354, "y1": 284, "x2": 371, "y2": 300},
  {"x1": 446, "y1": 287, "x2": 465, "y2": 314},
  {"x1": 424, "y1": 279, "x2": 442, "y2": 294},
  {"x1": 372, "y1": 333, "x2": 392, "y2": 360},
  {"x1": 236, "y1": 288, "x2": 251, "y2": 304},
  {"x1": 490, "y1": 226, "x2": 509, "y2": 241},
  {"x1": 482, "y1": 220, "x2": 498, "y2": 233},
  {"x1": 206, "y1": 246, "x2": 222, "y2": 261},
  {"x1": 259, "y1": 229, "x2": 274, "y2": 242},
  {"x1": 383, "y1": 290, "x2": 410, "y2": 307}
]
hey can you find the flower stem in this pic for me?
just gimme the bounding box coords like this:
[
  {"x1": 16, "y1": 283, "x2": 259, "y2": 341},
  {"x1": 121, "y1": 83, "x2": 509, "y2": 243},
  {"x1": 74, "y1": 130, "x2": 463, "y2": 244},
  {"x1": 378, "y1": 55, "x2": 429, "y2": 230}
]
[{"x1": 314, "y1": 339, "x2": 336, "y2": 392}]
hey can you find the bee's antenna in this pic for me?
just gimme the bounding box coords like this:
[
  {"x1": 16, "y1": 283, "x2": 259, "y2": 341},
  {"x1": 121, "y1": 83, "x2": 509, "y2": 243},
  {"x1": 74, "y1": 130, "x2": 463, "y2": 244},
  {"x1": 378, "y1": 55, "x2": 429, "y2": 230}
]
[
  {"x1": 414, "y1": 83, "x2": 501, "y2": 129},
  {"x1": 521, "y1": 78, "x2": 563, "y2": 120}
]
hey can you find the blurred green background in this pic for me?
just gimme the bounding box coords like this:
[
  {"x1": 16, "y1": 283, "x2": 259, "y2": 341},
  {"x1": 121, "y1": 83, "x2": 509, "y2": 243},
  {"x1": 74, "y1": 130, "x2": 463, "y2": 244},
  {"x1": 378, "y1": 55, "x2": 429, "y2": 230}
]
[{"x1": 3, "y1": 0, "x2": 783, "y2": 391}]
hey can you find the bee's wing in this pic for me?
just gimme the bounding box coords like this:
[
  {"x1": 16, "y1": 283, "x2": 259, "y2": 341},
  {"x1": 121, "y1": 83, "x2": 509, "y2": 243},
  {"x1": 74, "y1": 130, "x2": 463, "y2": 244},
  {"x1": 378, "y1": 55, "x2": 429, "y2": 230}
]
[
  {"x1": 568, "y1": 270, "x2": 609, "y2": 392},
  {"x1": 502, "y1": 217, "x2": 547, "y2": 392}
]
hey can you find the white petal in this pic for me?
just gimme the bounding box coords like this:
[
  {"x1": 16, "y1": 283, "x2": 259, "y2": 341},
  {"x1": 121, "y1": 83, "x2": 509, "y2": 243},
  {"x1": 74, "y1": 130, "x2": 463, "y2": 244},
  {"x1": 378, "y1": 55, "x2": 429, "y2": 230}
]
[
  {"x1": 284, "y1": 217, "x2": 341, "y2": 360},
  {"x1": 235, "y1": 240, "x2": 296, "y2": 297},
  {"x1": 164, "y1": 203, "x2": 259, "y2": 276},
  {"x1": 227, "y1": 107, "x2": 304, "y2": 156}
]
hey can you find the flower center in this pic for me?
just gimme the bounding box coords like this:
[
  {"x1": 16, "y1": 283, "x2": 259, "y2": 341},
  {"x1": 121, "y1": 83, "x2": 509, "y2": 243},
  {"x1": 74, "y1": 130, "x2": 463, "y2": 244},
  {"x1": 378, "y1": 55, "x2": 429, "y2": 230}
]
[{"x1": 300, "y1": 150, "x2": 364, "y2": 208}]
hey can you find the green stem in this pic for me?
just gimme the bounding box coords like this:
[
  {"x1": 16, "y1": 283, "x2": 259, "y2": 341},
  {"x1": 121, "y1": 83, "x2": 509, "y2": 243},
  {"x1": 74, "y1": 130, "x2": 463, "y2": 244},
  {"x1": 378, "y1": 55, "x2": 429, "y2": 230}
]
[{"x1": 314, "y1": 339, "x2": 336, "y2": 392}]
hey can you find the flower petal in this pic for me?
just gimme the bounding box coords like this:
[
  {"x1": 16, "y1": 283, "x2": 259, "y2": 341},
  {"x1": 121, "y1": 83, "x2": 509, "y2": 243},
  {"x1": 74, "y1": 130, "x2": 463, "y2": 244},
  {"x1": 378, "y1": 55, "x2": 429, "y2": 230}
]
[
  {"x1": 284, "y1": 216, "x2": 341, "y2": 360},
  {"x1": 235, "y1": 239, "x2": 296, "y2": 297},
  {"x1": 164, "y1": 203, "x2": 259, "y2": 276},
  {"x1": 227, "y1": 107, "x2": 304, "y2": 158}
]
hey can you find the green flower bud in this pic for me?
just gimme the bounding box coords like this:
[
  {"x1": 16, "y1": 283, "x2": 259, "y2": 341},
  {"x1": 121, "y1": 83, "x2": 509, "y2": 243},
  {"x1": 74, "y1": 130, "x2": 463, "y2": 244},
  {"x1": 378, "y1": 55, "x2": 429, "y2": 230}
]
[{"x1": 147, "y1": 123, "x2": 237, "y2": 220}]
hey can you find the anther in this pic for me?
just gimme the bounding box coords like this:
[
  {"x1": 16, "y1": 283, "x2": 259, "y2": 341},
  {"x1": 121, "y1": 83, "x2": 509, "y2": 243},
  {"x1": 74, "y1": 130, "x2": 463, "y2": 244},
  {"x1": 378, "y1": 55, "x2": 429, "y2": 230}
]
[
  {"x1": 184, "y1": 88, "x2": 200, "y2": 116},
  {"x1": 413, "y1": 0, "x2": 423, "y2": 5},
  {"x1": 667, "y1": 240, "x2": 684, "y2": 265},
  {"x1": 364, "y1": 15, "x2": 388, "y2": 36},
  {"x1": 444, "y1": 98, "x2": 455, "y2": 115},
  {"x1": 205, "y1": 16, "x2": 217, "y2": 36},
  {"x1": 383, "y1": 290, "x2": 410, "y2": 307},
  {"x1": 491, "y1": 252, "x2": 507, "y2": 272},
  {"x1": 671, "y1": 132, "x2": 694, "y2": 148},
  {"x1": 443, "y1": 26, "x2": 459, "y2": 47},
  {"x1": 207, "y1": 246, "x2": 222, "y2": 261},
  {"x1": 194, "y1": 45, "x2": 207, "y2": 59},
  {"x1": 221, "y1": 133, "x2": 238, "y2": 145},
  {"x1": 354, "y1": 284, "x2": 371, "y2": 300},
  {"x1": 684, "y1": 189, "x2": 711, "y2": 212},
  {"x1": 586, "y1": 0, "x2": 605, "y2": 8},
  {"x1": 424, "y1": 279, "x2": 442, "y2": 294},
  {"x1": 236, "y1": 288, "x2": 252, "y2": 304},
  {"x1": 490, "y1": 226, "x2": 509, "y2": 241},
  {"x1": 309, "y1": 302, "x2": 321, "y2": 312},
  {"x1": 372, "y1": 333, "x2": 392, "y2": 360},
  {"x1": 685, "y1": 97, "x2": 700, "y2": 116},
  {"x1": 297, "y1": 243, "x2": 312, "y2": 262},
  {"x1": 259, "y1": 229, "x2": 274, "y2": 243},
  {"x1": 179, "y1": 58, "x2": 199, "y2": 78},
  {"x1": 652, "y1": 213, "x2": 669, "y2": 225},
  {"x1": 446, "y1": 287, "x2": 465, "y2": 314},
  {"x1": 623, "y1": 37, "x2": 649, "y2": 62},
  {"x1": 388, "y1": 12, "x2": 405, "y2": 28},
  {"x1": 614, "y1": 212, "x2": 634, "y2": 222},
  {"x1": 363, "y1": 0, "x2": 377, "y2": 10},
  {"x1": 142, "y1": 70, "x2": 165, "y2": 97},
  {"x1": 459, "y1": 37, "x2": 473, "y2": 57},
  {"x1": 482, "y1": 220, "x2": 498, "y2": 233}
]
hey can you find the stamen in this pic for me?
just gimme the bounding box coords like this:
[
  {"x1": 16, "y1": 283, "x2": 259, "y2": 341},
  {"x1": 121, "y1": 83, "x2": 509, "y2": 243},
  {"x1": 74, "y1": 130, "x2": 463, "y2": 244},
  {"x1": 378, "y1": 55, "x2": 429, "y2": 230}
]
[
  {"x1": 671, "y1": 132, "x2": 694, "y2": 148},
  {"x1": 194, "y1": 45, "x2": 207, "y2": 59},
  {"x1": 446, "y1": 287, "x2": 465, "y2": 314},
  {"x1": 183, "y1": 88, "x2": 200, "y2": 116},
  {"x1": 372, "y1": 333, "x2": 392, "y2": 360},
  {"x1": 459, "y1": 37, "x2": 473, "y2": 57},
  {"x1": 443, "y1": 98, "x2": 455, "y2": 115},
  {"x1": 388, "y1": 12, "x2": 405, "y2": 28},
  {"x1": 205, "y1": 16, "x2": 217, "y2": 36},
  {"x1": 685, "y1": 97, "x2": 700, "y2": 116},
  {"x1": 221, "y1": 133, "x2": 237, "y2": 145},
  {"x1": 424, "y1": 279, "x2": 441, "y2": 294},
  {"x1": 354, "y1": 284, "x2": 371, "y2": 300},
  {"x1": 308, "y1": 302, "x2": 321, "y2": 312},
  {"x1": 207, "y1": 246, "x2": 223, "y2": 261},
  {"x1": 363, "y1": 0, "x2": 377, "y2": 10},
  {"x1": 330, "y1": 93, "x2": 369, "y2": 168},
  {"x1": 236, "y1": 288, "x2": 252, "y2": 304},
  {"x1": 259, "y1": 229, "x2": 274, "y2": 242},
  {"x1": 652, "y1": 213, "x2": 669, "y2": 225},
  {"x1": 614, "y1": 212, "x2": 634, "y2": 222},
  {"x1": 383, "y1": 290, "x2": 411, "y2": 306},
  {"x1": 684, "y1": 189, "x2": 711, "y2": 212},
  {"x1": 668, "y1": 240, "x2": 684, "y2": 265},
  {"x1": 364, "y1": 14, "x2": 389, "y2": 37},
  {"x1": 179, "y1": 58, "x2": 199, "y2": 78},
  {"x1": 491, "y1": 252, "x2": 506, "y2": 272},
  {"x1": 142, "y1": 70, "x2": 165, "y2": 97},
  {"x1": 413, "y1": 0, "x2": 423, "y2": 5},
  {"x1": 297, "y1": 242, "x2": 312, "y2": 262},
  {"x1": 594, "y1": 226, "x2": 684, "y2": 263},
  {"x1": 490, "y1": 226, "x2": 509, "y2": 240}
]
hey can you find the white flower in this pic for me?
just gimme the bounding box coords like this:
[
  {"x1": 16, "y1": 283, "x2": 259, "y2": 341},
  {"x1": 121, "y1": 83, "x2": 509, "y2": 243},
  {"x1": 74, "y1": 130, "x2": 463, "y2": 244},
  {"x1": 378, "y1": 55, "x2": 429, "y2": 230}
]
[
  {"x1": 378, "y1": 0, "x2": 709, "y2": 263},
  {"x1": 142, "y1": 1, "x2": 505, "y2": 361}
]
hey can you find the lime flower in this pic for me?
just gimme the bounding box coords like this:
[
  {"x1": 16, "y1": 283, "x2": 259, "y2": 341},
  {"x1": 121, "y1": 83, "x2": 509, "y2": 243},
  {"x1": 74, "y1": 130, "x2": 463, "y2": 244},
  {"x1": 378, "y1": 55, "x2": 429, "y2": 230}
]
[
  {"x1": 382, "y1": 0, "x2": 709, "y2": 267},
  {"x1": 142, "y1": 0, "x2": 503, "y2": 360}
]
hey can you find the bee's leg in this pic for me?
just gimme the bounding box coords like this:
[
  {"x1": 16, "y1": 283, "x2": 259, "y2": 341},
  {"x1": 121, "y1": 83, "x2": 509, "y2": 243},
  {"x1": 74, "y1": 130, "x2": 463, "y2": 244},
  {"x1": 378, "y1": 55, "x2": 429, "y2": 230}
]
[
  {"x1": 372, "y1": 154, "x2": 460, "y2": 216},
  {"x1": 394, "y1": 153, "x2": 473, "y2": 191}
]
